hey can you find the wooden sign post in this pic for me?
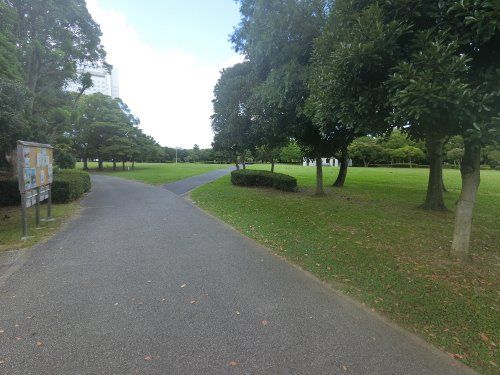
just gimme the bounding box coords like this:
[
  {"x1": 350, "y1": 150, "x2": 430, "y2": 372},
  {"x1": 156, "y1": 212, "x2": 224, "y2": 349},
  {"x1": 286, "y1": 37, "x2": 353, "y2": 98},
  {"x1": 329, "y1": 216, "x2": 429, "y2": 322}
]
[{"x1": 16, "y1": 141, "x2": 54, "y2": 239}]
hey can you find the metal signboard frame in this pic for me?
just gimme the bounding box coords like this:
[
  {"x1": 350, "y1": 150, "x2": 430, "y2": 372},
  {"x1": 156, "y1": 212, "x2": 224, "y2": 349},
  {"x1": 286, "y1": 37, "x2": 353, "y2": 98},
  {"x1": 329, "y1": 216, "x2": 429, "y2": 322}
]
[{"x1": 16, "y1": 141, "x2": 54, "y2": 239}]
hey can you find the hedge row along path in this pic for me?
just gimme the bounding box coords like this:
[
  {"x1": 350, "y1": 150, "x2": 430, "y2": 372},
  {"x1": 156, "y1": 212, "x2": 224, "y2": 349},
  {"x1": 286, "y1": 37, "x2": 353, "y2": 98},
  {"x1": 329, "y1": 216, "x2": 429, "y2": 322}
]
[{"x1": 0, "y1": 175, "x2": 475, "y2": 374}]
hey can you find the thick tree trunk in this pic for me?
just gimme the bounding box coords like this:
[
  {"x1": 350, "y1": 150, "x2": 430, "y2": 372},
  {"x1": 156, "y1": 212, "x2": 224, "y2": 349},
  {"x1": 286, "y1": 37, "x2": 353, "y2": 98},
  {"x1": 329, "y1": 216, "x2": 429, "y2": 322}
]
[
  {"x1": 451, "y1": 140, "x2": 481, "y2": 261},
  {"x1": 422, "y1": 137, "x2": 446, "y2": 210},
  {"x1": 315, "y1": 157, "x2": 324, "y2": 196},
  {"x1": 333, "y1": 146, "x2": 349, "y2": 187},
  {"x1": 83, "y1": 157, "x2": 89, "y2": 170},
  {"x1": 122, "y1": 161, "x2": 125, "y2": 170},
  {"x1": 98, "y1": 159, "x2": 103, "y2": 171},
  {"x1": 112, "y1": 161, "x2": 116, "y2": 171},
  {"x1": 132, "y1": 161, "x2": 135, "y2": 170},
  {"x1": 271, "y1": 156, "x2": 275, "y2": 173}
]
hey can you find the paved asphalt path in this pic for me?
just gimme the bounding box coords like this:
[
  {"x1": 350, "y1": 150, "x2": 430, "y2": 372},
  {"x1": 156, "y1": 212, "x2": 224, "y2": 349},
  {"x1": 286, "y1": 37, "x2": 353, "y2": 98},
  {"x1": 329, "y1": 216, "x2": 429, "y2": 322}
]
[
  {"x1": 0, "y1": 175, "x2": 475, "y2": 375},
  {"x1": 163, "y1": 166, "x2": 236, "y2": 195}
]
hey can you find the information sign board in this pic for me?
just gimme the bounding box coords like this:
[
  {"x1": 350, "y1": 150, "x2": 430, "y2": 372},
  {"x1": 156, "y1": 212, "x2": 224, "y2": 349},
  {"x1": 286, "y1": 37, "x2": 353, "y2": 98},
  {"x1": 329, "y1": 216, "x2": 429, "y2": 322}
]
[{"x1": 16, "y1": 141, "x2": 54, "y2": 238}]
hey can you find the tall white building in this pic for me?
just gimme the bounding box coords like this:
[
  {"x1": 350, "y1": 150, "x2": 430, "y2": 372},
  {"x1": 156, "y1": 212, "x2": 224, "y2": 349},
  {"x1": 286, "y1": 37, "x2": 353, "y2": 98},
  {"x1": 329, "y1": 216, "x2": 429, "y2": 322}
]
[{"x1": 66, "y1": 67, "x2": 120, "y2": 99}]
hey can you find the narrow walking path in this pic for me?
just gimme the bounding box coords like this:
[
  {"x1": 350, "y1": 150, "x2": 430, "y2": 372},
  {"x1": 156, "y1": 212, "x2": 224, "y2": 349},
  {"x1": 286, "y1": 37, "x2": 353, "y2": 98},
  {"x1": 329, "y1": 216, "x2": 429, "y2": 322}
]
[
  {"x1": 0, "y1": 175, "x2": 475, "y2": 374},
  {"x1": 163, "y1": 166, "x2": 235, "y2": 195}
]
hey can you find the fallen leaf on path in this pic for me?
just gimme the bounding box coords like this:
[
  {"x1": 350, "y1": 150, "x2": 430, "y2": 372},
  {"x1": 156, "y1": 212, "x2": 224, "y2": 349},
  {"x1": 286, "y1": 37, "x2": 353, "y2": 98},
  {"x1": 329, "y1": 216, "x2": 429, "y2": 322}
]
[
  {"x1": 180, "y1": 284, "x2": 187, "y2": 288},
  {"x1": 36, "y1": 341, "x2": 44, "y2": 347},
  {"x1": 235, "y1": 311, "x2": 241, "y2": 315},
  {"x1": 0, "y1": 329, "x2": 4, "y2": 334},
  {"x1": 144, "y1": 355, "x2": 152, "y2": 361},
  {"x1": 15, "y1": 336, "x2": 22, "y2": 341},
  {"x1": 260, "y1": 320, "x2": 268, "y2": 326},
  {"x1": 489, "y1": 361, "x2": 497, "y2": 367},
  {"x1": 228, "y1": 360, "x2": 238, "y2": 367},
  {"x1": 342, "y1": 364, "x2": 348, "y2": 371},
  {"x1": 0, "y1": 359, "x2": 5, "y2": 364},
  {"x1": 190, "y1": 300, "x2": 196, "y2": 304}
]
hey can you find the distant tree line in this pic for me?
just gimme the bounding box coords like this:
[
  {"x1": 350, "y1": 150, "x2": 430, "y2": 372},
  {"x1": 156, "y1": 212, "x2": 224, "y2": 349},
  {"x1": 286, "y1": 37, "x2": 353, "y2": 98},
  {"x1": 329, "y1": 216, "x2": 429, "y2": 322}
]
[
  {"x1": 212, "y1": 0, "x2": 499, "y2": 259},
  {"x1": 0, "y1": 0, "x2": 162, "y2": 173}
]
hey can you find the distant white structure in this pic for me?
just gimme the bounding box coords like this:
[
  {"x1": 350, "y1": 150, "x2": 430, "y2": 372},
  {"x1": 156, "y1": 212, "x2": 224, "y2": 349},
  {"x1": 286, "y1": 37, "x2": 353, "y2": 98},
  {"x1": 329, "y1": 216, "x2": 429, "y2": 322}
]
[
  {"x1": 303, "y1": 157, "x2": 339, "y2": 167},
  {"x1": 66, "y1": 66, "x2": 120, "y2": 99}
]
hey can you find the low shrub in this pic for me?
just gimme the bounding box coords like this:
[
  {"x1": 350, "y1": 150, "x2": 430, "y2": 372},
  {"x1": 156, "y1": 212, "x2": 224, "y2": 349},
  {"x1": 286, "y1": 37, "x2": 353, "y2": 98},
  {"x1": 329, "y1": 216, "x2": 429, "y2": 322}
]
[
  {"x1": 0, "y1": 170, "x2": 91, "y2": 206},
  {"x1": 52, "y1": 170, "x2": 91, "y2": 203},
  {"x1": 231, "y1": 169, "x2": 297, "y2": 192}
]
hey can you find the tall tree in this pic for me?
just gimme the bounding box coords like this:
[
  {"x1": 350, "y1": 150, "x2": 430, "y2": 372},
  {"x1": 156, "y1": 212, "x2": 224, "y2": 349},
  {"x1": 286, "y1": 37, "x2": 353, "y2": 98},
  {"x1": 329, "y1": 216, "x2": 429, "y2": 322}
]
[
  {"x1": 386, "y1": 0, "x2": 500, "y2": 257},
  {"x1": 232, "y1": 0, "x2": 330, "y2": 194},
  {"x1": 0, "y1": 2, "x2": 30, "y2": 171},
  {"x1": 309, "y1": 1, "x2": 401, "y2": 187},
  {"x1": 11, "y1": 0, "x2": 106, "y2": 96},
  {"x1": 212, "y1": 62, "x2": 257, "y2": 169},
  {"x1": 73, "y1": 93, "x2": 139, "y2": 170},
  {"x1": 446, "y1": 1, "x2": 500, "y2": 259},
  {"x1": 387, "y1": 32, "x2": 470, "y2": 210}
]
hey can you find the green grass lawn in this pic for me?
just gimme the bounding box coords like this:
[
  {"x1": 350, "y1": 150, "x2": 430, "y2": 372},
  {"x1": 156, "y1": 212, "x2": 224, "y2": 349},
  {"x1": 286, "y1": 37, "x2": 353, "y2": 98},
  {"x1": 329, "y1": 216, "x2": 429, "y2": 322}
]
[
  {"x1": 0, "y1": 202, "x2": 80, "y2": 253},
  {"x1": 191, "y1": 165, "x2": 500, "y2": 374},
  {"x1": 77, "y1": 162, "x2": 229, "y2": 185}
]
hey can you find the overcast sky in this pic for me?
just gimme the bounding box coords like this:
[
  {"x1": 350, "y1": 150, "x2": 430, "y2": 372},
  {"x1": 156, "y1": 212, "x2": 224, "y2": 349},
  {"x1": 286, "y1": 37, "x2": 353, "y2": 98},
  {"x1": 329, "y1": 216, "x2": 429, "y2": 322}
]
[{"x1": 86, "y1": 0, "x2": 244, "y2": 149}]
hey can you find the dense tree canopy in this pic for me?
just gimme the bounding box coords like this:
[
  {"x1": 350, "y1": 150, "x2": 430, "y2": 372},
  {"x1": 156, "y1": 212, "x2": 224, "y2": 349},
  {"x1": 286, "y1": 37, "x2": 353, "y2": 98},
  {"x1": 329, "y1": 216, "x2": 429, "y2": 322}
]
[
  {"x1": 212, "y1": 0, "x2": 499, "y2": 258},
  {"x1": 0, "y1": 0, "x2": 163, "y2": 173}
]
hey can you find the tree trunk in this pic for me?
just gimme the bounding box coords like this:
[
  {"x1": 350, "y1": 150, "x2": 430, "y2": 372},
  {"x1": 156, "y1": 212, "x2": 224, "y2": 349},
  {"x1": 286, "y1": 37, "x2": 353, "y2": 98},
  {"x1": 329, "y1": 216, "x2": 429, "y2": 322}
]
[
  {"x1": 132, "y1": 161, "x2": 135, "y2": 170},
  {"x1": 451, "y1": 140, "x2": 481, "y2": 261},
  {"x1": 315, "y1": 157, "x2": 324, "y2": 196},
  {"x1": 234, "y1": 152, "x2": 240, "y2": 170},
  {"x1": 241, "y1": 152, "x2": 246, "y2": 170},
  {"x1": 122, "y1": 161, "x2": 125, "y2": 170},
  {"x1": 112, "y1": 161, "x2": 116, "y2": 171},
  {"x1": 333, "y1": 146, "x2": 349, "y2": 187},
  {"x1": 409, "y1": 156, "x2": 413, "y2": 168},
  {"x1": 271, "y1": 156, "x2": 275, "y2": 173},
  {"x1": 422, "y1": 137, "x2": 446, "y2": 210},
  {"x1": 98, "y1": 159, "x2": 104, "y2": 171},
  {"x1": 83, "y1": 157, "x2": 89, "y2": 170}
]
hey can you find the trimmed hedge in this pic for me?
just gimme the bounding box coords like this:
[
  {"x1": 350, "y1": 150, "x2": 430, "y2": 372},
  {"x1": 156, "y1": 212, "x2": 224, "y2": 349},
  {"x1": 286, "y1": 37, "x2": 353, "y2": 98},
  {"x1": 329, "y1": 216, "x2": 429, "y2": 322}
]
[
  {"x1": 52, "y1": 170, "x2": 91, "y2": 203},
  {"x1": 231, "y1": 169, "x2": 297, "y2": 192},
  {"x1": 0, "y1": 169, "x2": 91, "y2": 206}
]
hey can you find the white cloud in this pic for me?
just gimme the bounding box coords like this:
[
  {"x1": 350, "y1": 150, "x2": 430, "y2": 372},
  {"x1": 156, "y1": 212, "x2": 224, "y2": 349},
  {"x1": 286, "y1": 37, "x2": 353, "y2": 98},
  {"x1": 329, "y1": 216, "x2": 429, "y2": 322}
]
[{"x1": 86, "y1": 0, "x2": 243, "y2": 148}]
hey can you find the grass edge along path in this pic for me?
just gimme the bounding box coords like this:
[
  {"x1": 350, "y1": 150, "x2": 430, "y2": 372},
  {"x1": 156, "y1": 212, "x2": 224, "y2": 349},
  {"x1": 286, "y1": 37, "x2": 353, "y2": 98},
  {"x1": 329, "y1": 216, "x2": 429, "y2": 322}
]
[
  {"x1": 191, "y1": 165, "x2": 499, "y2": 375},
  {"x1": 77, "y1": 162, "x2": 229, "y2": 185},
  {"x1": 0, "y1": 202, "x2": 80, "y2": 254}
]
